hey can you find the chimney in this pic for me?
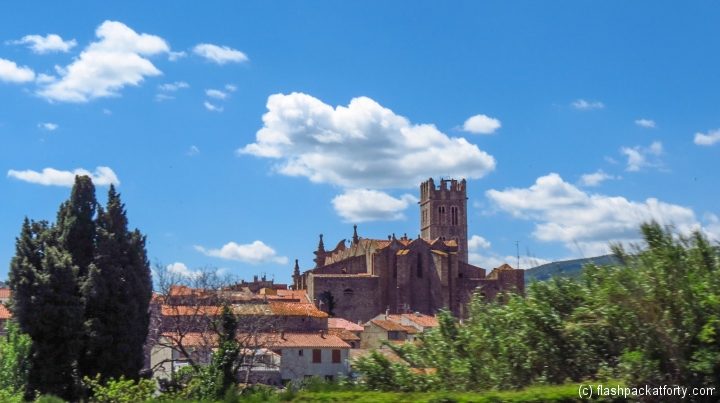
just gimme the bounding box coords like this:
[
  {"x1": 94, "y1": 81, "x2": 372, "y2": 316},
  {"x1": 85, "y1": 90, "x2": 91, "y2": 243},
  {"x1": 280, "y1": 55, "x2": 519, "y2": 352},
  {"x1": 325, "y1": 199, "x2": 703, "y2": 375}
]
[
  {"x1": 319, "y1": 329, "x2": 325, "y2": 339},
  {"x1": 280, "y1": 331, "x2": 285, "y2": 340},
  {"x1": 385, "y1": 308, "x2": 389, "y2": 320}
]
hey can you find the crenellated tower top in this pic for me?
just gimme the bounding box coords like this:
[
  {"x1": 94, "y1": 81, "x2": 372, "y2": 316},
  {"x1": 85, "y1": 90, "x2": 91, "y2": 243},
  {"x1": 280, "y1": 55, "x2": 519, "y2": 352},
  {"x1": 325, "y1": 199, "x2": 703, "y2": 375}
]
[{"x1": 419, "y1": 178, "x2": 468, "y2": 262}]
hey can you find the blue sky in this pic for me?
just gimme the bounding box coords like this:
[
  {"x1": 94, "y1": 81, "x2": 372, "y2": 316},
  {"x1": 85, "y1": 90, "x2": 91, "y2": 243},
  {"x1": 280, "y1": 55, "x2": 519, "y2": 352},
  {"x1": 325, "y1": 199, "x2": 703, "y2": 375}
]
[{"x1": 2, "y1": 2, "x2": 719, "y2": 283}]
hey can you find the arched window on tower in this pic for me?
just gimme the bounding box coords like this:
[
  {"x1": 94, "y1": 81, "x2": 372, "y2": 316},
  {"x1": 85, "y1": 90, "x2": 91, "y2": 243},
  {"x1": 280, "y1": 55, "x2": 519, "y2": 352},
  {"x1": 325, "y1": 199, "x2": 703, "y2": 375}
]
[
  {"x1": 451, "y1": 206, "x2": 458, "y2": 225},
  {"x1": 417, "y1": 253, "x2": 423, "y2": 278}
]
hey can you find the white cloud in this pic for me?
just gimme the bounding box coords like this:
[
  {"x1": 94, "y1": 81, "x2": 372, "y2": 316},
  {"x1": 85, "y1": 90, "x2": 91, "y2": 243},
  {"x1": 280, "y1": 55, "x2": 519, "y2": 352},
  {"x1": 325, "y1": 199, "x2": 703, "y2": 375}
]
[
  {"x1": 604, "y1": 156, "x2": 618, "y2": 164},
  {"x1": 579, "y1": 169, "x2": 615, "y2": 187},
  {"x1": 168, "y1": 51, "x2": 187, "y2": 61},
  {"x1": 486, "y1": 173, "x2": 718, "y2": 256},
  {"x1": 468, "y1": 235, "x2": 491, "y2": 250},
  {"x1": 635, "y1": 119, "x2": 656, "y2": 128},
  {"x1": 332, "y1": 189, "x2": 418, "y2": 222},
  {"x1": 195, "y1": 241, "x2": 288, "y2": 264},
  {"x1": 620, "y1": 141, "x2": 663, "y2": 171},
  {"x1": 38, "y1": 123, "x2": 58, "y2": 131},
  {"x1": 154, "y1": 93, "x2": 174, "y2": 102},
  {"x1": 225, "y1": 84, "x2": 237, "y2": 92},
  {"x1": 158, "y1": 81, "x2": 189, "y2": 91},
  {"x1": 571, "y1": 99, "x2": 604, "y2": 110},
  {"x1": 187, "y1": 145, "x2": 200, "y2": 156},
  {"x1": 0, "y1": 58, "x2": 35, "y2": 83},
  {"x1": 205, "y1": 89, "x2": 227, "y2": 99},
  {"x1": 204, "y1": 101, "x2": 223, "y2": 112},
  {"x1": 193, "y1": 44, "x2": 248, "y2": 64},
  {"x1": 167, "y1": 262, "x2": 201, "y2": 279},
  {"x1": 694, "y1": 128, "x2": 720, "y2": 146},
  {"x1": 240, "y1": 93, "x2": 496, "y2": 189},
  {"x1": 462, "y1": 114, "x2": 501, "y2": 134},
  {"x1": 102, "y1": 109, "x2": 112, "y2": 115},
  {"x1": 37, "y1": 21, "x2": 169, "y2": 102},
  {"x1": 10, "y1": 34, "x2": 77, "y2": 53},
  {"x1": 8, "y1": 166, "x2": 120, "y2": 187}
]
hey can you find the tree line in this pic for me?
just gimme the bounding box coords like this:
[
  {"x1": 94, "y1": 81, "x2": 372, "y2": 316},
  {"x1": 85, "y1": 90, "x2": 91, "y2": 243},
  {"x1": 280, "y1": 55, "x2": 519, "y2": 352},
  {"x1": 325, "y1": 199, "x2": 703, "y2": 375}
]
[
  {"x1": 4, "y1": 176, "x2": 152, "y2": 401},
  {"x1": 355, "y1": 222, "x2": 720, "y2": 397}
]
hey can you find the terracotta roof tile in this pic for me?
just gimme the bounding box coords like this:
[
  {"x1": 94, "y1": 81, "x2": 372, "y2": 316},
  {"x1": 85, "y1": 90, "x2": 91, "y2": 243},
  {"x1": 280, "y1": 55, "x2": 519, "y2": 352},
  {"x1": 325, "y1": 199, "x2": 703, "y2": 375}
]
[
  {"x1": 0, "y1": 304, "x2": 11, "y2": 320},
  {"x1": 162, "y1": 332, "x2": 350, "y2": 348},
  {"x1": 161, "y1": 305, "x2": 222, "y2": 316},
  {"x1": 402, "y1": 325, "x2": 419, "y2": 334},
  {"x1": 328, "y1": 318, "x2": 364, "y2": 332},
  {"x1": 268, "y1": 302, "x2": 328, "y2": 318},
  {"x1": 402, "y1": 314, "x2": 439, "y2": 328},
  {"x1": 328, "y1": 328, "x2": 361, "y2": 341},
  {"x1": 369, "y1": 319, "x2": 407, "y2": 332},
  {"x1": 0, "y1": 288, "x2": 10, "y2": 299}
]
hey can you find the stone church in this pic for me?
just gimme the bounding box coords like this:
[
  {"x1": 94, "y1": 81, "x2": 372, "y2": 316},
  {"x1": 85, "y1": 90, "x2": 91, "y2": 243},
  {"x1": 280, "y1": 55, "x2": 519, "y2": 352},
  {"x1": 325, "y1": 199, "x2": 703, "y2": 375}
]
[{"x1": 292, "y1": 178, "x2": 524, "y2": 324}]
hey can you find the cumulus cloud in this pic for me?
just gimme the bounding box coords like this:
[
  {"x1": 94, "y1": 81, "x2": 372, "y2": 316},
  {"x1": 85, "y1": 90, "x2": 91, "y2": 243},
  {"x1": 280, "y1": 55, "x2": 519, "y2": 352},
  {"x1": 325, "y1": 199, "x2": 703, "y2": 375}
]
[
  {"x1": 694, "y1": 128, "x2": 720, "y2": 146},
  {"x1": 158, "y1": 81, "x2": 189, "y2": 91},
  {"x1": 187, "y1": 145, "x2": 200, "y2": 156},
  {"x1": 468, "y1": 235, "x2": 491, "y2": 250},
  {"x1": 9, "y1": 34, "x2": 77, "y2": 53},
  {"x1": 204, "y1": 101, "x2": 223, "y2": 112},
  {"x1": 205, "y1": 89, "x2": 227, "y2": 99},
  {"x1": 486, "y1": 173, "x2": 717, "y2": 256},
  {"x1": 0, "y1": 58, "x2": 35, "y2": 83},
  {"x1": 37, "y1": 21, "x2": 169, "y2": 102},
  {"x1": 38, "y1": 123, "x2": 58, "y2": 131},
  {"x1": 225, "y1": 84, "x2": 237, "y2": 92},
  {"x1": 7, "y1": 166, "x2": 120, "y2": 187},
  {"x1": 635, "y1": 119, "x2": 656, "y2": 128},
  {"x1": 193, "y1": 44, "x2": 248, "y2": 64},
  {"x1": 620, "y1": 141, "x2": 663, "y2": 171},
  {"x1": 579, "y1": 169, "x2": 615, "y2": 187},
  {"x1": 572, "y1": 99, "x2": 604, "y2": 110},
  {"x1": 167, "y1": 262, "x2": 201, "y2": 279},
  {"x1": 332, "y1": 189, "x2": 418, "y2": 222},
  {"x1": 462, "y1": 114, "x2": 501, "y2": 134},
  {"x1": 240, "y1": 93, "x2": 496, "y2": 189},
  {"x1": 195, "y1": 241, "x2": 288, "y2": 264}
]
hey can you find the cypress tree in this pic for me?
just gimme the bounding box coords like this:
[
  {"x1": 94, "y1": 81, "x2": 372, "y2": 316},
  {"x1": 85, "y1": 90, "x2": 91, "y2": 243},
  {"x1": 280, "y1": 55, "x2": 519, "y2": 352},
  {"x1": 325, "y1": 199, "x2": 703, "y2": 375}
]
[
  {"x1": 81, "y1": 184, "x2": 152, "y2": 381},
  {"x1": 8, "y1": 220, "x2": 84, "y2": 400},
  {"x1": 55, "y1": 176, "x2": 97, "y2": 282}
]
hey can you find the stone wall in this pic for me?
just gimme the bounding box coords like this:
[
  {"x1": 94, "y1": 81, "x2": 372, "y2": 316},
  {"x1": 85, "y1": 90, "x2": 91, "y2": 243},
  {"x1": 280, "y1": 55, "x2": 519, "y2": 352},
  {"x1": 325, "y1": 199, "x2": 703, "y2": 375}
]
[{"x1": 308, "y1": 274, "x2": 380, "y2": 323}]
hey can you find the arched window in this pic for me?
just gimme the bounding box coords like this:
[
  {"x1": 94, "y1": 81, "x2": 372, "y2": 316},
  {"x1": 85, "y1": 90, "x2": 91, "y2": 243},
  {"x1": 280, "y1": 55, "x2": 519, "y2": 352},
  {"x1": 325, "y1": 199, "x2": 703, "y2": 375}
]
[
  {"x1": 451, "y1": 206, "x2": 458, "y2": 225},
  {"x1": 343, "y1": 288, "x2": 354, "y2": 296},
  {"x1": 417, "y1": 253, "x2": 423, "y2": 278}
]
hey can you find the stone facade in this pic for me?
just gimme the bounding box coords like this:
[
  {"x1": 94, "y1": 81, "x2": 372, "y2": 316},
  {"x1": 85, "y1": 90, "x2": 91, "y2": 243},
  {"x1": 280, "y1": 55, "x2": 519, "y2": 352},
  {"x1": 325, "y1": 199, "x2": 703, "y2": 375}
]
[{"x1": 294, "y1": 178, "x2": 525, "y2": 324}]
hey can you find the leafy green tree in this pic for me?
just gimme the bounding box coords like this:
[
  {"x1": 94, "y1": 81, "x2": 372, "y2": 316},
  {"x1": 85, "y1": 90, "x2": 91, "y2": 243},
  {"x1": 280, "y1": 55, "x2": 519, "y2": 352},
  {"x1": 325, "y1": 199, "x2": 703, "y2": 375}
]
[
  {"x1": 81, "y1": 185, "x2": 152, "y2": 382},
  {"x1": 198, "y1": 305, "x2": 240, "y2": 400},
  {"x1": 0, "y1": 320, "x2": 32, "y2": 396},
  {"x1": 9, "y1": 220, "x2": 84, "y2": 400}
]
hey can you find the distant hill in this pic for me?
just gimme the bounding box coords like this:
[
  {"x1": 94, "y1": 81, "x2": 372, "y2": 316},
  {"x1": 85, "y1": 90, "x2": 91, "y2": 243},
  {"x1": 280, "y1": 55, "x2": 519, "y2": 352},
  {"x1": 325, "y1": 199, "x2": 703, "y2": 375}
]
[{"x1": 524, "y1": 255, "x2": 618, "y2": 284}]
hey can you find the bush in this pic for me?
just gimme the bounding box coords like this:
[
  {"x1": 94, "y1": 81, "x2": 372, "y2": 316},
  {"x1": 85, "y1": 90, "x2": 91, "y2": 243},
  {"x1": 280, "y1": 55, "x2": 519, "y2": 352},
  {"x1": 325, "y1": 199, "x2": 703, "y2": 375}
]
[{"x1": 83, "y1": 374, "x2": 155, "y2": 403}]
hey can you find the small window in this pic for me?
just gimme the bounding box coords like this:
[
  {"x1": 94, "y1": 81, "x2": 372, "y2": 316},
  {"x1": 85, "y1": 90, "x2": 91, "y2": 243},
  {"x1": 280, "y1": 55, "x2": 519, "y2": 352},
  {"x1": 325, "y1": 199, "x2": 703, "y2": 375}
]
[
  {"x1": 312, "y1": 349, "x2": 322, "y2": 363},
  {"x1": 459, "y1": 272, "x2": 463, "y2": 278},
  {"x1": 332, "y1": 349, "x2": 341, "y2": 363},
  {"x1": 298, "y1": 349, "x2": 304, "y2": 356},
  {"x1": 343, "y1": 288, "x2": 354, "y2": 296}
]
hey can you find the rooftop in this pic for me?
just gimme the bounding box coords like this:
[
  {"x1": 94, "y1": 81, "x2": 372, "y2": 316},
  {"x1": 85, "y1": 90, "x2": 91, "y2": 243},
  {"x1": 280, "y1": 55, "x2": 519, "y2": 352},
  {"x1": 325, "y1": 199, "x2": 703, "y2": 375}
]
[
  {"x1": 328, "y1": 317, "x2": 364, "y2": 332},
  {"x1": 162, "y1": 332, "x2": 350, "y2": 348},
  {"x1": 369, "y1": 319, "x2": 407, "y2": 332}
]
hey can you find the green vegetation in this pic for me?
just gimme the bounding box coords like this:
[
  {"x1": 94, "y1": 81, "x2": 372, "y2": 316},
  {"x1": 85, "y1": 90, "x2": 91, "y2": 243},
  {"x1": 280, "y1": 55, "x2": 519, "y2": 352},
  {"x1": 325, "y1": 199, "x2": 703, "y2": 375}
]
[
  {"x1": 355, "y1": 221, "x2": 720, "y2": 394},
  {"x1": 6, "y1": 176, "x2": 152, "y2": 401}
]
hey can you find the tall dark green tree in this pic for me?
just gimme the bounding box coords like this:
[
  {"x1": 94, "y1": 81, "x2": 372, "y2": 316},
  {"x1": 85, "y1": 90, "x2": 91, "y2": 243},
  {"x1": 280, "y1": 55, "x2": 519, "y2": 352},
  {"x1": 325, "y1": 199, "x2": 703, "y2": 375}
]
[
  {"x1": 81, "y1": 184, "x2": 152, "y2": 381},
  {"x1": 8, "y1": 220, "x2": 84, "y2": 401},
  {"x1": 55, "y1": 176, "x2": 97, "y2": 282},
  {"x1": 9, "y1": 176, "x2": 153, "y2": 399}
]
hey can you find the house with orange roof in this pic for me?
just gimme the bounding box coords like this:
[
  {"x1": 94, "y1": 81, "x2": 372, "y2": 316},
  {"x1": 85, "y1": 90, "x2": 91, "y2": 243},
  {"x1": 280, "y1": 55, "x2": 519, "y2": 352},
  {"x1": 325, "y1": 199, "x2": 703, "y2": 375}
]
[
  {"x1": 151, "y1": 330, "x2": 351, "y2": 384},
  {"x1": 0, "y1": 287, "x2": 11, "y2": 335}
]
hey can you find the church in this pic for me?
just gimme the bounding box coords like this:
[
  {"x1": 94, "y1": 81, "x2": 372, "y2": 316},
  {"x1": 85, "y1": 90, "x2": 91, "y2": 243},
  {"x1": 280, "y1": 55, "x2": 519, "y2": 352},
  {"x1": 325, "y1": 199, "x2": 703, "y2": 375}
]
[{"x1": 292, "y1": 178, "x2": 524, "y2": 324}]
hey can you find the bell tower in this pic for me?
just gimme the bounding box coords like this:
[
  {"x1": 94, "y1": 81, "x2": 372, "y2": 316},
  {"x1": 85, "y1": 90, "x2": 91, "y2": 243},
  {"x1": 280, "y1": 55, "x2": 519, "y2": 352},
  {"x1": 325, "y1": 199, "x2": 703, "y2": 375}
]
[{"x1": 420, "y1": 178, "x2": 468, "y2": 263}]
